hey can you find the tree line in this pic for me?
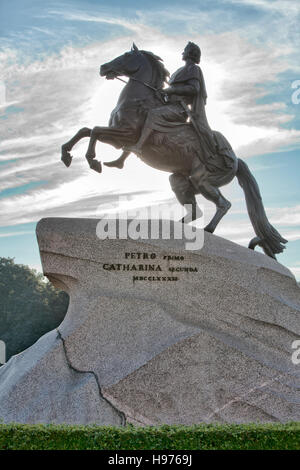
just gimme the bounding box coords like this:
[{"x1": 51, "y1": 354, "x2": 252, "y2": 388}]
[{"x1": 0, "y1": 257, "x2": 68, "y2": 362}]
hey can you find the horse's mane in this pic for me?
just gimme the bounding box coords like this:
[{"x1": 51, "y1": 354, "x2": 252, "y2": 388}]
[{"x1": 140, "y1": 50, "x2": 170, "y2": 88}]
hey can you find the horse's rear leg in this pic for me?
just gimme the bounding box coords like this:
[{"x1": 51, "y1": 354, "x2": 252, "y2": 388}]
[
  {"x1": 61, "y1": 127, "x2": 91, "y2": 167},
  {"x1": 194, "y1": 181, "x2": 231, "y2": 233},
  {"x1": 169, "y1": 174, "x2": 202, "y2": 223}
]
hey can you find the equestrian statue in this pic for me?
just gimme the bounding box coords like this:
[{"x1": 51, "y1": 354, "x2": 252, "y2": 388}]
[{"x1": 61, "y1": 42, "x2": 287, "y2": 259}]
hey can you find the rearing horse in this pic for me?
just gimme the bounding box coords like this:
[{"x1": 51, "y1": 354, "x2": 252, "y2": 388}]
[{"x1": 61, "y1": 44, "x2": 287, "y2": 259}]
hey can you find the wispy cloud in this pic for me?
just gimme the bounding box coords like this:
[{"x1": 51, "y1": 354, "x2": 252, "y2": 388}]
[
  {"x1": 0, "y1": 230, "x2": 34, "y2": 238},
  {"x1": 227, "y1": 0, "x2": 300, "y2": 15}
]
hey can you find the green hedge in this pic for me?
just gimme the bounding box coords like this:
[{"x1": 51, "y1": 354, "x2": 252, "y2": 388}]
[{"x1": 0, "y1": 423, "x2": 299, "y2": 450}]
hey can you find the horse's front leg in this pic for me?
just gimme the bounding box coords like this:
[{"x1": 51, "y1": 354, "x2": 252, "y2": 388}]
[
  {"x1": 85, "y1": 126, "x2": 106, "y2": 173},
  {"x1": 85, "y1": 126, "x2": 127, "y2": 173},
  {"x1": 61, "y1": 127, "x2": 91, "y2": 167}
]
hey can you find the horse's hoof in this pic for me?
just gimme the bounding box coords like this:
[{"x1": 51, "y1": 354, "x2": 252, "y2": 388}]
[
  {"x1": 61, "y1": 149, "x2": 72, "y2": 167},
  {"x1": 90, "y1": 160, "x2": 102, "y2": 173}
]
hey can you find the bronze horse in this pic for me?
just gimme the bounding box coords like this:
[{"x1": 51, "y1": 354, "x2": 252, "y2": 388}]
[{"x1": 61, "y1": 44, "x2": 287, "y2": 259}]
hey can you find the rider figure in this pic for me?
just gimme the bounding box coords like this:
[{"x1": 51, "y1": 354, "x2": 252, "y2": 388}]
[{"x1": 105, "y1": 42, "x2": 212, "y2": 168}]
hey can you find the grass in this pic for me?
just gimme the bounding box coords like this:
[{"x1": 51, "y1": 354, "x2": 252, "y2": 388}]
[{"x1": 0, "y1": 422, "x2": 299, "y2": 450}]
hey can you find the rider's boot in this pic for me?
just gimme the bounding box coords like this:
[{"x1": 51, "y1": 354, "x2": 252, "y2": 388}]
[
  {"x1": 126, "y1": 127, "x2": 153, "y2": 156},
  {"x1": 104, "y1": 150, "x2": 130, "y2": 169}
]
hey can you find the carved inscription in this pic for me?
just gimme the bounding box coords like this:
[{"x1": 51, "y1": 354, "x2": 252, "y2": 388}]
[{"x1": 102, "y1": 252, "x2": 198, "y2": 282}]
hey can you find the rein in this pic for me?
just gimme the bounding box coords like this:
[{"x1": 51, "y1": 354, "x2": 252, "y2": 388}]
[
  {"x1": 114, "y1": 73, "x2": 167, "y2": 104},
  {"x1": 114, "y1": 74, "x2": 158, "y2": 92}
]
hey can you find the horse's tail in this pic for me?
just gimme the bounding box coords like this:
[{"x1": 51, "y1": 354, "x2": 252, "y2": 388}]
[{"x1": 236, "y1": 158, "x2": 287, "y2": 259}]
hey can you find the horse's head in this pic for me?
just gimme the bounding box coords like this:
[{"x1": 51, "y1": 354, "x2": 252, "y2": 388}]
[
  {"x1": 100, "y1": 43, "x2": 146, "y2": 80},
  {"x1": 100, "y1": 43, "x2": 169, "y2": 89}
]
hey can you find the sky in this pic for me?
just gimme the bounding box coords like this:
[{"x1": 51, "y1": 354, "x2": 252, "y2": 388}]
[{"x1": 0, "y1": 0, "x2": 300, "y2": 278}]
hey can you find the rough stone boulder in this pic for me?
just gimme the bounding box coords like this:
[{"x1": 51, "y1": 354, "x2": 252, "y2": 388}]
[{"x1": 0, "y1": 217, "x2": 299, "y2": 425}]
